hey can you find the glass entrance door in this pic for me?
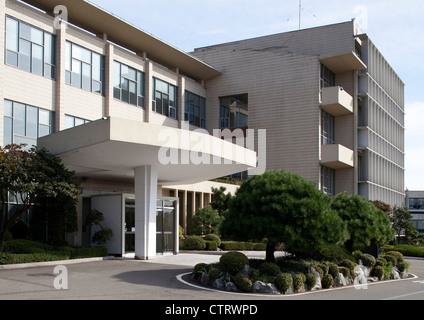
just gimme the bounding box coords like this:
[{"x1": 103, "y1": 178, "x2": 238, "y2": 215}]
[
  {"x1": 125, "y1": 197, "x2": 135, "y2": 253},
  {"x1": 156, "y1": 198, "x2": 177, "y2": 254}
]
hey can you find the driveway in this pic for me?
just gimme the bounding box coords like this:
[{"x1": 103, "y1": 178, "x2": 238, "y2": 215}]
[{"x1": 0, "y1": 253, "x2": 423, "y2": 301}]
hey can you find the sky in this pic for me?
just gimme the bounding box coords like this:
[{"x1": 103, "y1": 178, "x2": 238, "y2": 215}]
[{"x1": 90, "y1": 0, "x2": 424, "y2": 191}]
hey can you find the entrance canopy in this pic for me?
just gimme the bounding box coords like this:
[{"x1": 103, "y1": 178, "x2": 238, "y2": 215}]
[{"x1": 38, "y1": 117, "x2": 257, "y2": 185}]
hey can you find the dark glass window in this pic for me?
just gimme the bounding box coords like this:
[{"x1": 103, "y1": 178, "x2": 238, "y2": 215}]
[
  {"x1": 153, "y1": 78, "x2": 178, "y2": 119},
  {"x1": 219, "y1": 94, "x2": 248, "y2": 129},
  {"x1": 321, "y1": 63, "x2": 336, "y2": 89},
  {"x1": 5, "y1": 16, "x2": 56, "y2": 79},
  {"x1": 321, "y1": 166, "x2": 336, "y2": 196},
  {"x1": 185, "y1": 91, "x2": 206, "y2": 128},
  {"x1": 113, "y1": 61, "x2": 145, "y2": 107},
  {"x1": 321, "y1": 110, "x2": 335, "y2": 145}
]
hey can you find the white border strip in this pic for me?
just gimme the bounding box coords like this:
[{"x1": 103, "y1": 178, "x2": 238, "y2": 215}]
[{"x1": 176, "y1": 272, "x2": 419, "y2": 298}]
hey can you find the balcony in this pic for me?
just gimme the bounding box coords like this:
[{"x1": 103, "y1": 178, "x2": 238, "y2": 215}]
[
  {"x1": 321, "y1": 144, "x2": 354, "y2": 169},
  {"x1": 321, "y1": 86, "x2": 354, "y2": 116}
]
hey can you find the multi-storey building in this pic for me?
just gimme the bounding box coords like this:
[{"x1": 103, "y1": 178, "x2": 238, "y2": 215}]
[
  {"x1": 405, "y1": 190, "x2": 424, "y2": 234},
  {"x1": 193, "y1": 20, "x2": 405, "y2": 207},
  {"x1": 1, "y1": 0, "x2": 405, "y2": 259}
]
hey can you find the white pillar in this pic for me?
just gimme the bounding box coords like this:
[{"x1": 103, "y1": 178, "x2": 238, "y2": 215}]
[{"x1": 134, "y1": 165, "x2": 158, "y2": 260}]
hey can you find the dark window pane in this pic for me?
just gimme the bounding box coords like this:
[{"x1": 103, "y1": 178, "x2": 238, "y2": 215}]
[
  {"x1": 82, "y1": 63, "x2": 92, "y2": 91},
  {"x1": 6, "y1": 50, "x2": 18, "y2": 67},
  {"x1": 121, "y1": 78, "x2": 129, "y2": 103},
  {"x1": 93, "y1": 81, "x2": 102, "y2": 95},
  {"x1": 129, "y1": 81, "x2": 137, "y2": 106},
  {"x1": 114, "y1": 87, "x2": 121, "y2": 100},
  {"x1": 65, "y1": 70, "x2": 71, "y2": 84}
]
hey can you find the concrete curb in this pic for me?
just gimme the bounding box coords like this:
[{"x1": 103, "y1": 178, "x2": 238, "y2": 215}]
[{"x1": 0, "y1": 256, "x2": 115, "y2": 271}]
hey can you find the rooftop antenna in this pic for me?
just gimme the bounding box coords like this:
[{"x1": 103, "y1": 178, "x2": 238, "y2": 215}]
[{"x1": 299, "y1": 0, "x2": 302, "y2": 30}]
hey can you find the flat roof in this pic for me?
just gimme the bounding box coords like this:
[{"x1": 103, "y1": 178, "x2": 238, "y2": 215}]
[{"x1": 20, "y1": 0, "x2": 221, "y2": 81}]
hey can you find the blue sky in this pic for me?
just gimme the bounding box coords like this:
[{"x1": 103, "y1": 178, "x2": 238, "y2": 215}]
[{"x1": 90, "y1": 0, "x2": 424, "y2": 191}]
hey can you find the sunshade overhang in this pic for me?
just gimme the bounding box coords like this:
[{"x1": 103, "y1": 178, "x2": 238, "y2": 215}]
[{"x1": 38, "y1": 117, "x2": 257, "y2": 185}]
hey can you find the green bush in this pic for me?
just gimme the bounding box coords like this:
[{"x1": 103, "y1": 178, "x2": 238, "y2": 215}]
[
  {"x1": 305, "y1": 273, "x2": 317, "y2": 289},
  {"x1": 234, "y1": 274, "x2": 252, "y2": 293},
  {"x1": 70, "y1": 247, "x2": 108, "y2": 259},
  {"x1": 393, "y1": 245, "x2": 424, "y2": 258},
  {"x1": 382, "y1": 254, "x2": 397, "y2": 267},
  {"x1": 318, "y1": 263, "x2": 329, "y2": 276},
  {"x1": 204, "y1": 234, "x2": 221, "y2": 246},
  {"x1": 205, "y1": 240, "x2": 218, "y2": 251},
  {"x1": 339, "y1": 267, "x2": 351, "y2": 279},
  {"x1": 353, "y1": 250, "x2": 363, "y2": 262},
  {"x1": 219, "y1": 241, "x2": 266, "y2": 251},
  {"x1": 314, "y1": 245, "x2": 354, "y2": 263},
  {"x1": 259, "y1": 262, "x2": 281, "y2": 276},
  {"x1": 371, "y1": 266, "x2": 384, "y2": 280},
  {"x1": 3, "y1": 240, "x2": 53, "y2": 254},
  {"x1": 321, "y1": 274, "x2": 334, "y2": 289},
  {"x1": 327, "y1": 263, "x2": 339, "y2": 278},
  {"x1": 194, "y1": 263, "x2": 208, "y2": 275},
  {"x1": 385, "y1": 251, "x2": 404, "y2": 263},
  {"x1": 293, "y1": 273, "x2": 306, "y2": 292},
  {"x1": 339, "y1": 259, "x2": 357, "y2": 273},
  {"x1": 249, "y1": 268, "x2": 260, "y2": 282},
  {"x1": 375, "y1": 257, "x2": 387, "y2": 267},
  {"x1": 219, "y1": 252, "x2": 249, "y2": 275},
  {"x1": 208, "y1": 268, "x2": 221, "y2": 283},
  {"x1": 276, "y1": 273, "x2": 293, "y2": 294},
  {"x1": 360, "y1": 254, "x2": 376, "y2": 268},
  {"x1": 183, "y1": 236, "x2": 206, "y2": 250},
  {"x1": 397, "y1": 261, "x2": 410, "y2": 273}
]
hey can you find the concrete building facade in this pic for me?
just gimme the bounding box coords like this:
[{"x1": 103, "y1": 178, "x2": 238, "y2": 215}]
[
  {"x1": 1, "y1": 0, "x2": 405, "y2": 258},
  {"x1": 193, "y1": 20, "x2": 405, "y2": 207}
]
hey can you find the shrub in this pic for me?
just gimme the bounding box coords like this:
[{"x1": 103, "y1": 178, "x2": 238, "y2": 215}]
[
  {"x1": 249, "y1": 268, "x2": 260, "y2": 282},
  {"x1": 360, "y1": 254, "x2": 376, "y2": 268},
  {"x1": 385, "y1": 251, "x2": 404, "y2": 263},
  {"x1": 375, "y1": 257, "x2": 387, "y2": 267},
  {"x1": 208, "y1": 268, "x2": 221, "y2": 283},
  {"x1": 219, "y1": 252, "x2": 249, "y2": 275},
  {"x1": 70, "y1": 247, "x2": 108, "y2": 259},
  {"x1": 393, "y1": 245, "x2": 424, "y2": 258},
  {"x1": 321, "y1": 274, "x2": 334, "y2": 289},
  {"x1": 339, "y1": 267, "x2": 351, "y2": 279},
  {"x1": 371, "y1": 266, "x2": 384, "y2": 280},
  {"x1": 204, "y1": 240, "x2": 218, "y2": 251},
  {"x1": 353, "y1": 250, "x2": 363, "y2": 262},
  {"x1": 339, "y1": 259, "x2": 357, "y2": 273},
  {"x1": 204, "y1": 234, "x2": 221, "y2": 246},
  {"x1": 234, "y1": 274, "x2": 252, "y2": 293},
  {"x1": 397, "y1": 261, "x2": 410, "y2": 273},
  {"x1": 327, "y1": 263, "x2": 339, "y2": 278},
  {"x1": 315, "y1": 245, "x2": 353, "y2": 263},
  {"x1": 194, "y1": 263, "x2": 208, "y2": 275},
  {"x1": 382, "y1": 254, "x2": 397, "y2": 267},
  {"x1": 259, "y1": 262, "x2": 281, "y2": 276},
  {"x1": 305, "y1": 273, "x2": 317, "y2": 289},
  {"x1": 183, "y1": 236, "x2": 206, "y2": 250},
  {"x1": 318, "y1": 263, "x2": 329, "y2": 276},
  {"x1": 3, "y1": 240, "x2": 53, "y2": 254},
  {"x1": 276, "y1": 273, "x2": 293, "y2": 294},
  {"x1": 293, "y1": 273, "x2": 306, "y2": 292}
]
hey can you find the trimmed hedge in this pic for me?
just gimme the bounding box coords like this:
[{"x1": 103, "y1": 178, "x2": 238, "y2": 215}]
[
  {"x1": 219, "y1": 252, "x2": 249, "y2": 275},
  {"x1": 220, "y1": 241, "x2": 267, "y2": 251}
]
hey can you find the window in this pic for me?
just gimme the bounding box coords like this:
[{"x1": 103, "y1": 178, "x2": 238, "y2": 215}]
[
  {"x1": 219, "y1": 94, "x2": 248, "y2": 129},
  {"x1": 153, "y1": 78, "x2": 178, "y2": 119},
  {"x1": 321, "y1": 166, "x2": 336, "y2": 196},
  {"x1": 321, "y1": 110, "x2": 335, "y2": 145},
  {"x1": 64, "y1": 115, "x2": 90, "y2": 130},
  {"x1": 113, "y1": 61, "x2": 145, "y2": 107},
  {"x1": 320, "y1": 63, "x2": 335, "y2": 89},
  {"x1": 185, "y1": 91, "x2": 206, "y2": 128},
  {"x1": 3, "y1": 100, "x2": 53, "y2": 148},
  {"x1": 65, "y1": 41, "x2": 104, "y2": 95},
  {"x1": 409, "y1": 198, "x2": 424, "y2": 210},
  {"x1": 5, "y1": 16, "x2": 56, "y2": 79}
]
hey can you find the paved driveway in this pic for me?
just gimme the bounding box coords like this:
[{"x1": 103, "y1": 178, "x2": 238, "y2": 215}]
[{"x1": 0, "y1": 254, "x2": 423, "y2": 301}]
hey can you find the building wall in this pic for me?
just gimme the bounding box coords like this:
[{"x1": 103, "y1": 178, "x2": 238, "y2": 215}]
[{"x1": 194, "y1": 47, "x2": 322, "y2": 185}]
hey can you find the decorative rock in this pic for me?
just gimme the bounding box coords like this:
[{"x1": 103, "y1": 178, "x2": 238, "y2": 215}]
[
  {"x1": 199, "y1": 273, "x2": 209, "y2": 285},
  {"x1": 307, "y1": 267, "x2": 322, "y2": 290},
  {"x1": 333, "y1": 273, "x2": 348, "y2": 287},
  {"x1": 391, "y1": 269, "x2": 400, "y2": 280},
  {"x1": 225, "y1": 282, "x2": 240, "y2": 292},
  {"x1": 212, "y1": 278, "x2": 225, "y2": 290},
  {"x1": 252, "y1": 281, "x2": 280, "y2": 295},
  {"x1": 236, "y1": 264, "x2": 250, "y2": 278}
]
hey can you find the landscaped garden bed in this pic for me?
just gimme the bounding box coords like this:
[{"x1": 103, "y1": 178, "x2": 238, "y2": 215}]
[{"x1": 190, "y1": 249, "x2": 411, "y2": 295}]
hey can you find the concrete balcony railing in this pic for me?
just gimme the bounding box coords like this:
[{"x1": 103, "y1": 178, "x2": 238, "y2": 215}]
[
  {"x1": 321, "y1": 144, "x2": 354, "y2": 169},
  {"x1": 321, "y1": 86, "x2": 354, "y2": 116}
]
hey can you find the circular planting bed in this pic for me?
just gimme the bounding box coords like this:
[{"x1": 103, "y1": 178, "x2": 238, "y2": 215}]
[{"x1": 188, "y1": 250, "x2": 411, "y2": 295}]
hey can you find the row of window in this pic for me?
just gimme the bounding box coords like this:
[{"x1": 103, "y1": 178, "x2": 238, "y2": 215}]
[
  {"x1": 409, "y1": 198, "x2": 424, "y2": 211},
  {"x1": 5, "y1": 16, "x2": 208, "y2": 126}
]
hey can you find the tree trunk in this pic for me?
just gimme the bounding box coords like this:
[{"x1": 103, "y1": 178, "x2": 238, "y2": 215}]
[{"x1": 266, "y1": 242, "x2": 276, "y2": 263}]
